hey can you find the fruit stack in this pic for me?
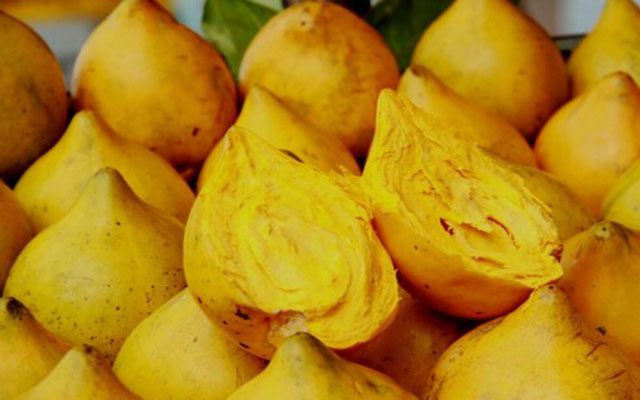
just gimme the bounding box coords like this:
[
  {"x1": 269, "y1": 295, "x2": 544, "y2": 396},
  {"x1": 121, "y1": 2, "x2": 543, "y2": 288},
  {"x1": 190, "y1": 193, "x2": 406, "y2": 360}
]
[{"x1": 2, "y1": 0, "x2": 640, "y2": 399}]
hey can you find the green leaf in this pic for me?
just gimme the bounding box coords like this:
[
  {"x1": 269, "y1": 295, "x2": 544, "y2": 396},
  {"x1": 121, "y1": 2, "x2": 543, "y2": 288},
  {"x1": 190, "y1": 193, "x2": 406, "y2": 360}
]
[
  {"x1": 201, "y1": 0, "x2": 281, "y2": 77},
  {"x1": 367, "y1": 0, "x2": 451, "y2": 71}
]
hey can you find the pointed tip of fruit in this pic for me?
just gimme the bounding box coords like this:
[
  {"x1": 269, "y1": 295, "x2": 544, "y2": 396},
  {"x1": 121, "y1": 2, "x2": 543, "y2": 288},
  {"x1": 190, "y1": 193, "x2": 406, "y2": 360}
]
[{"x1": 277, "y1": 333, "x2": 334, "y2": 362}]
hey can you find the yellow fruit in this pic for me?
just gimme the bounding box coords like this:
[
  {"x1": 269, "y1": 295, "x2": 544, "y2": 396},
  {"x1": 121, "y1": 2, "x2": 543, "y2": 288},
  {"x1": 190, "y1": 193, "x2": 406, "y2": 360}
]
[
  {"x1": 14, "y1": 110, "x2": 194, "y2": 233},
  {"x1": 0, "y1": 10, "x2": 67, "y2": 179},
  {"x1": 424, "y1": 285, "x2": 640, "y2": 400},
  {"x1": 0, "y1": 297, "x2": 67, "y2": 399},
  {"x1": 0, "y1": 180, "x2": 32, "y2": 289},
  {"x1": 398, "y1": 65, "x2": 536, "y2": 167},
  {"x1": 238, "y1": 1, "x2": 399, "y2": 155},
  {"x1": 185, "y1": 127, "x2": 399, "y2": 359},
  {"x1": 363, "y1": 90, "x2": 562, "y2": 319},
  {"x1": 5, "y1": 168, "x2": 186, "y2": 360},
  {"x1": 494, "y1": 159, "x2": 594, "y2": 241},
  {"x1": 114, "y1": 289, "x2": 265, "y2": 400},
  {"x1": 344, "y1": 290, "x2": 460, "y2": 396},
  {"x1": 412, "y1": 0, "x2": 567, "y2": 137},
  {"x1": 72, "y1": 0, "x2": 236, "y2": 171},
  {"x1": 16, "y1": 346, "x2": 138, "y2": 400},
  {"x1": 560, "y1": 222, "x2": 640, "y2": 364},
  {"x1": 603, "y1": 159, "x2": 640, "y2": 230},
  {"x1": 568, "y1": 0, "x2": 640, "y2": 96},
  {"x1": 228, "y1": 333, "x2": 418, "y2": 400},
  {"x1": 535, "y1": 72, "x2": 640, "y2": 217},
  {"x1": 198, "y1": 85, "x2": 359, "y2": 191}
]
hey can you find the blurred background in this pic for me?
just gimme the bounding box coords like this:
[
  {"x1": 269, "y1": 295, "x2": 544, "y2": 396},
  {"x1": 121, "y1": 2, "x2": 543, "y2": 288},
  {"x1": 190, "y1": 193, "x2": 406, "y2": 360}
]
[{"x1": 0, "y1": 0, "x2": 637, "y2": 83}]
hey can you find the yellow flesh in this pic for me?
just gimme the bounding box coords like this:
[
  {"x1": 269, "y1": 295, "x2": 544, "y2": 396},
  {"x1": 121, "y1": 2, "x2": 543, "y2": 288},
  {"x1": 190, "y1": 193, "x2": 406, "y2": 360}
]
[
  {"x1": 185, "y1": 127, "x2": 398, "y2": 358},
  {"x1": 365, "y1": 91, "x2": 560, "y2": 285}
]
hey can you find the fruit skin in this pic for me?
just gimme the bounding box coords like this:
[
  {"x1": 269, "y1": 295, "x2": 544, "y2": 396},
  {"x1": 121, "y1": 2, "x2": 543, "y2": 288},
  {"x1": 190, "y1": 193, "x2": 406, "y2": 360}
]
[
  {"x1": 72, "y1": 0, "x2": 236, "y2": 171},
  {"x1": 493, "y1": 159, "x2": 594, "y2": 241},
  {"x1": 0, "y1": 10, "x2": 67, "y2": 180},
  {"x1": 238, "y1": 0, "x2": 399, "y2": 155},
  {"x1": 185, "y1": 127, "x2": 399, "y2": 359},
  {"x1": 0, "y1": 180, "x2": 32, "y2": 289},
  {"x1": 363, "y1": 90, "x2": 562, "y2": 320},
  {"x1": 344, "y1": 290, "x2": 460, "y2": 396},
  {"x1": 197, "y1": 85, "x2": 359, "y2": 192},
  {"x1": 228, "y1": 333, "x2": 418, "y2": 400},
  {"x1": 603, "y1": 159, "x2": 640, "y2": 230},
  {"x1": 535, "y1": 72, "x2": 640, "y2": 217},
  {"x1": 398, "y1": 65, "x2": 536, "y2": 167},
  {"x1": 0, "y1": 297, "x2": 67, "y2": 399},
  {"x1": 0, "y1": 0, "x2": 173, "y2": 20},
  {"x1": 560, "y1": 222, "x2": 640, "y2": 365},
  {"x1": 15, "y1": 346, "x2": 138, "y2": 400},
  {"x1": 568, "y1": 0, "x2": 640, "y2": 96},
  {"x1": 424, "y1": 285, "x2": 640, "y2": 400},
  {"x1": 412, "y1": 0, "x2": 567, "y2": 138},
  {"x1": 114, "y1": 289, "x2": 265, "y2": 400},
  {"x1": 5, "y1": 168, "x2": 186, "y2": 360},
  {"x1": 14, "y1": 110, "x2": 194, "y2": 232}
]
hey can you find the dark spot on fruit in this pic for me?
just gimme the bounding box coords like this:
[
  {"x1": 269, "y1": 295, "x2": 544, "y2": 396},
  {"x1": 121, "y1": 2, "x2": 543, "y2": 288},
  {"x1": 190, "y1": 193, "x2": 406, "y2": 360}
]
[
  {"x1": 597, "y1": 326, "x2": 607, "y2": 336},
  {"x1": 439, "y1": 218, "x2": 454, "y2": 236},
  {"x1": 191, "y1": 127, "x2": 200, "y2": 137},
  {"x1": 235, "y1": 308, "x2": 250, "y2": 320},
  {"x1": 279, "y1": 149, "x2": 303, "y2": 163},
  {"x1": 550, "y1": 245, "x2": 563, "y2": 262},
  {"x1": 222, "y1": 320, "x2": 228, "y2": 325},
  {"x1": 239, "y1": 342, "x2": 250, "y2": 349}
]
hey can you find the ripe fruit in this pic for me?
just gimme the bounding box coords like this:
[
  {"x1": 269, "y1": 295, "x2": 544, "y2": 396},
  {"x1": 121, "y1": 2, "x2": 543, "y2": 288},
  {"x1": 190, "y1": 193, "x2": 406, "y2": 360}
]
[
  {"x1": 603, "y1": 159, "x2": 640, "y2": 230},
  {"x1": 16, "y1": 346, "x2": 138, "y2": 400},
  {"x1": 494, "y1": 159, "x2": 594, "y2": 241},
  {"x1": 412, "y1": 0, "x2": 568, "y2": 137},
  {"x1": 398, "y1": 65, "x2": 536, "y2": 167},
  {"x1": 114, "y1": 289, "x2": 265, "y2": 400},
  {"x1": 5, "y1": 168, "x2": 186, "y2": 359},
  {"x1": 0, "y1": 10, "x2": 67, "y2": 179},
  {"x1": 14, "y1": 111, "x2": 194, "y2": 232},
  {"x1": 568, "y1": 0, "x2": 640, "y2": 96},
  {"x1": 535, "y1": 72, "x2": 640, "y2": 216},
  {"x1": 72, "y1": 0, "x2": 237, "y2": 171},
  {"x1": 228, "y1": 333, "x2": 417, "y2": 400},
  {"x1": 424, "y1": 285, "x2": 640, "y2": 399},
  {"x1": 363, "y1": 90, "x2": 562, "y2": 319},
  {"x1": 0, "y1": 180, "x2": 32, "y2": 289},
  {"x1": 560, "y1": 222, "x2": 640, "y2": 364},
  {"x1": 0, "y1": 298, "x2": 67, "y2": 399},
  {"x1": 197, "y1": 85, "x2": 359, "y2": 191},
  {"x1": 185, "y1": 127, "x2": 398, "y2": 359},
  {"x1": 345, "y1": 290, "x2": 460, "y2": 396},
  {"x1": 238, "y1": 1, "x2": 399, "y2": 155}
]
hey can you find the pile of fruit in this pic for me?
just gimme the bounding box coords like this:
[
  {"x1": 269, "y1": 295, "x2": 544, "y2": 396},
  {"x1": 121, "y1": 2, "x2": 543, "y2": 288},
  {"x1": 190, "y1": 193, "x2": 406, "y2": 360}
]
[{"x1": 3, "y1": 0, "x2": 640, "y2": 398}]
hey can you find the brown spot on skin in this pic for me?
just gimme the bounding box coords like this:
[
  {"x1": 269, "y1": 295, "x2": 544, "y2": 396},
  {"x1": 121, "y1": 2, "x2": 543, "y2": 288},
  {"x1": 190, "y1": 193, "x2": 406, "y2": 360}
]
[
  {"x1": 586, "y1": 341, "x2": 605, "y2": 358},
  {"x1": 596, "y1": 326, "x2": 607, "y2": 336},
  {"x1": 239, "y1": 342, "x2": 250, "y2": 349},
  {"x1": 550, "y1": 244, "x2": 564, "y2": 262},
  {"x1": 603, "y1": 370, "x2": 627, "y2": 382},
  {"x1": 235, "y1": 308, "x2": 250, "y2": 320},
  {"x1": 191, "y1": 127, "x2": 200, "y2": 137},
  {"x1": 439, "y1": 218, "x2": 454, "y2": 236},
  {"x1": 6, "y1": 298, "x2": 26, "y2": 319}
]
